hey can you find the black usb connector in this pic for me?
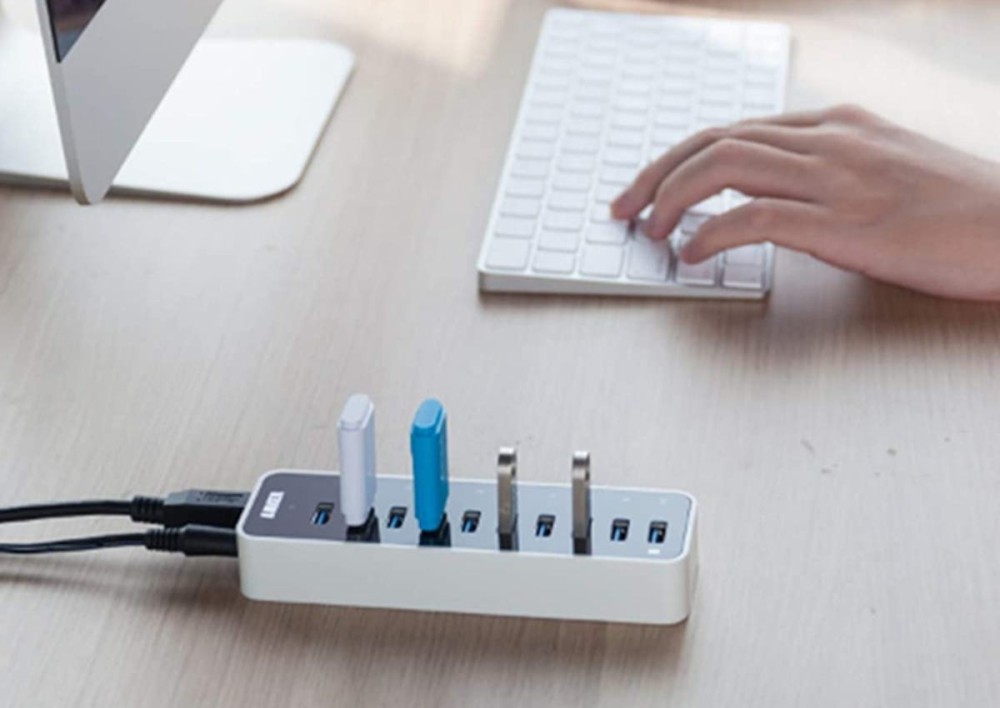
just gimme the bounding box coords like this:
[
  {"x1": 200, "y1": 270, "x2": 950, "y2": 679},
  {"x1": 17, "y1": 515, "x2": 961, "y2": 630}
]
[
  {"x1": 0, "y1": 525, "x2": 238, "y2": 557},
  {"x1": 130, "y1": 489, "x2": 250, "y2": 529},
  {"x1": 0, "y1": 488, "x2": 248, "y2": 557},
  {"x1": 144, "y1": 525, "x2": 238, "y2": 557}
]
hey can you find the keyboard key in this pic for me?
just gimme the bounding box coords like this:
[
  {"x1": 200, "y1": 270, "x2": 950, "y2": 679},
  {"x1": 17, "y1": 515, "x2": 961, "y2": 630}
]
[
  {"x1": 486, "y1": 238, "x2": 531, "y2": 271},
  {"x1": 532, "y1": 250, "x2": 576, "y2": 275},
  {"x1": 530, "y1": 89, "x2": 568, "y2": 107},
  {"x1": 727, "y1": 190, "x2": 752, "y2": 208},
  {"x1": 500, "y1": 198, "x2": 541, "y2": 218},
  {"x1": 614, "y1": 96, "x2": 651, "y2": 113},
  {"x1": 586, "y1": 222, "x2": 628, "y2": 244},
  {"x1": 747, "y1": 50, "x2": 782, "y2": 68},
  {"x1": 746, "y1": 67, "x2": 779, "y2": 86},
  {"x1": 707, "y1": 24, "x2": 743, "y2": 50},
  {"x1": 676, "y1": 255, "x2": 718, "y2": 286},
  {"x1": 510, "y1": 160, "x2": 549, "y2": 179},
  {"x1": 582, "y1": 53, "x2": 616, "y2": 69},
  {"x1": 725, "y1": 244, "x2": 765, "y2": 266},
  {"x1": 655, "y1": 104, "x2": 693, "y2": 124},
  {"x1": 525, "y1": 108, "x2": 562, "y2": 124},
  {"x1": 618, "y1": 79, "x2": 654, "y2": 96},
  {"x1": 624, "y1": 46, "x2": 659, "y2": 61},
  {"x1": 566, "y1": 118, "x2": 603, "y2": 136},
  {"x1": 561, "y1": 136, "x2": 601, "y2": 154},
  {"x1": 506, "y1": 179, "x2": 545, "y2": 198},
  {"x1": 651, "y1": 128, "x2": 688, "y2": 148},
  {"x1": 602, "y1": 148, "x2": 642, "y2": 167},
  {"x1": 569, "y1": 103, "x2": 606, "y2": 120},
  {"x1": 659, "y1": 93, "x2": 694, "y2": 110},
  {"x1": 701, "y1": 87, "x2": 738, "y2": 106},
  {"x1": 621, "y1": 63, "x2": 658, "y2": 80},
  {"x1": 594, "y1": 184, "x2": 622, "y2": 203},
  {"x1": 699, "y1": 105, "x2": 737, "y2": 124},
  {"x1": 745, "y1": 87, "x2": 779, "y2": 105},
  {"x1": 573, "y1": 85, "x2": 611, "y2": 103},
  {"x1": 654, "y1": 123, "x2": 691, "y2": 144},
  {"x1": 548, "y1": 193, "x2": 588, "y2": 212},
  {"x1": 611, "y1": 113, "x2": 646, "y2": 130},
  {"x1": 579, "y1": 244, "x2": 625, "y2": 278},
  {"x1": 598, "y1": 167, "x2": 636, "y2": 185},
  {"x1": 661, "y1": 77, "x2": 696, "y2": 94},
  {"x1": 495, "y1": 217, "x2": 536, "y2": 239},
  {"x1": 516, "y1": 142, "x2": 555, "y2": 161},
  {"x1": 722, "y1": 262, "x2": 765, "y2": 289},
  {"x1": 543, "y1": 211, "x2": 585, "y2": 231},
  {"x1": 586, "y1": 37, "x2": 619, "y2": 53},
  {"x1": 539, "y1": 60, "x2": 574, "y2": 77},
  {"x1": 607, "y1": 130, "x2": 644, "y2": 148},
  {"x1": 627, "y1": 234, "x2": 672, "y2": 281},
  {"x1": 704, "y1": 65, "x2": 741, "y2": 83},
  {"x1": 579, "y1": 69, "x2": 615, "y2": 86},
  {"x1": 522, "y1": 124, "x2": 559, "y2": 142},
  {"x1": 667, "y1": 46, "x2": 701, "y2": 63},
  {"x1": 534, "y1": 74, "x2": 572, "y2": 91},
  {"x1": 538, "y1": 229, "x2": 580, "y2": 252},
  {"x1": 552, "y1": 174, "x2": 591, "y2": 192},
  {"x1": 557, "y1": 155, "x2": 596, "y2": 173},
  {"x1": 743, "y1": 104, "x2": 776, "y2": 119},
  {"x1": 590, "y1": 204, "x2": 613, "y2": 222}
]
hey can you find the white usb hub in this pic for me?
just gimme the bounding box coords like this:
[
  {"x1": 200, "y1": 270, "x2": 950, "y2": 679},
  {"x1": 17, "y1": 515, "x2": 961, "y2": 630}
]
[{"x1": 237, "y1": 469, "x2": 697, "y2": 625}]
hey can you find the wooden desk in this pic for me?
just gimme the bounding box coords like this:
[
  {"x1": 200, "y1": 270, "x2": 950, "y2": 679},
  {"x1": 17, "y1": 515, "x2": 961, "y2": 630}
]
[{"x1": 2, "y1": 1, "x2": 1000, "y2": 705}]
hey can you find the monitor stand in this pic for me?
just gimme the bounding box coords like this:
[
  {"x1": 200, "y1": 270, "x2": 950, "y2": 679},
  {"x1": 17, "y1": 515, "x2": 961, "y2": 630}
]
[{"x1": 0, "y1": 18, "x2": 354, "y2": 203}]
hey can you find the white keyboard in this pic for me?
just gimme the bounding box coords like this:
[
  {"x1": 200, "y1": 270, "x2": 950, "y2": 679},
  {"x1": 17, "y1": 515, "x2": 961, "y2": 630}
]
[{"x1": 477, "y1": 9, "x2": 790, "y2": 299}]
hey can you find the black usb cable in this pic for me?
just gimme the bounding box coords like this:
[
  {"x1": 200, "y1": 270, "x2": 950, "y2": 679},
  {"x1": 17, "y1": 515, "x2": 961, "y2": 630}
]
[
  {"x1": 0, "y1": 489, "x2": 249, "y2": 557},
  {"x1": 0, "y1": 489, "x2": 249, "y2": 528}
]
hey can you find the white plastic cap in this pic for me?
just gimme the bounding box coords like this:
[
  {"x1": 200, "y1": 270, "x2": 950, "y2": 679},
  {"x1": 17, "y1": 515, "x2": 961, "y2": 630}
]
[{"x1": 337, "y1": 394, "x2": 377, "y2": 526}]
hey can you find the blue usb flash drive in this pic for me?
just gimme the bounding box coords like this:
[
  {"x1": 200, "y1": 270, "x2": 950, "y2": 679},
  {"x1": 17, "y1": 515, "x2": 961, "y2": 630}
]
[{"x1": 410, "y1": 399, "x2": 449, "y2": 533}]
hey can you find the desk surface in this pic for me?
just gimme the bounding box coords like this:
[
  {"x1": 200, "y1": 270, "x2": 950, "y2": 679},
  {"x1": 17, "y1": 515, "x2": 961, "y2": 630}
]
[{"x1": 2, "y1": 0, "x2": 1000, "y2": 705}]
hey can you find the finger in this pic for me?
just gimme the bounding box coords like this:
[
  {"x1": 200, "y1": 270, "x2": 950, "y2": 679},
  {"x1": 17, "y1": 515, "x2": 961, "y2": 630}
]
[
  {"x1": 680, "y1": 198, "x2": 834, "y2": 263},
  {"x1": 611, "y1": 120, "x2": 826, "y2": 220},
  {"x1": 739, "y1": 108, "x2": 829, "y2": 128},
  {"x1": 612, "y1": 126, "x2": 736, "y2": 219},
  {"x1": 724, "y1": 123, "x2": 825, "y2": 155},
  {"x1": 644, "y1": 139, "x2": 819, "y2": 240}
]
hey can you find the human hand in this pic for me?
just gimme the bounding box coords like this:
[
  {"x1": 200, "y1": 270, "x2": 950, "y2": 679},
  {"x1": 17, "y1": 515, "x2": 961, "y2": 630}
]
[{"x1": 611, "y1": 105, "x2": 1000, "y2": 301}]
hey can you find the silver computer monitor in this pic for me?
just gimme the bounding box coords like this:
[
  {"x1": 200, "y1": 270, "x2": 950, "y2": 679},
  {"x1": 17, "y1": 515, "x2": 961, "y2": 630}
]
[
  {"x1": 0, "y1": 0, "x2": 353, "y2": 204},
  {"x1": 37, "y1": 0, "x2": 224, "y2": 203}
]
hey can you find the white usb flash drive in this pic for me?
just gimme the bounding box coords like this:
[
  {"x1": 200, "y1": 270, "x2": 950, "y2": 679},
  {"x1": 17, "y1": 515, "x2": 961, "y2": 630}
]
[{"x1": 337, "y1": 394, "x2": 377, "y2": 527}]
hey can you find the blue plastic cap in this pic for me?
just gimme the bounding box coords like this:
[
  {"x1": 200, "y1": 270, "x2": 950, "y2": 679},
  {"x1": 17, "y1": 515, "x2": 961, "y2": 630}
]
[{"x1": 410, "y1": 399, "x2": 449, "y2": 532}]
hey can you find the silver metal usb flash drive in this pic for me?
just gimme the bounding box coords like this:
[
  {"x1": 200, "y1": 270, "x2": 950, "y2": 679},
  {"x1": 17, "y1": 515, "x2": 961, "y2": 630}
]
[
  {"x1": 572, "y1": 451, "x2": 591, "y2": 555},
  {"x1": 497, "y1": 447, "x2": 518, "y2": 551}
]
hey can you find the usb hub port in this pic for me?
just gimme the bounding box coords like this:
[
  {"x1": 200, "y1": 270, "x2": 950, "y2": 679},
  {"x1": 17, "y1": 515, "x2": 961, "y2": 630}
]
[
  {"x1": 460, "y1": 510, "x2": 481, "y2": 533},
  {"x1": 610, "y1": 518, "x2": 629, "y2": 542},
  {"x1": 535, "y1": 514, "x2": 555, "y2": 538},
  {"x1": 311, "y1": 503, "x2": 334, "y2": 526},
  {"x1": 386, "y1": 506, "x2": 407, "y2": 529},
  {"x1": 648, "y1": 521, "x2": 667, "y2": 544}
]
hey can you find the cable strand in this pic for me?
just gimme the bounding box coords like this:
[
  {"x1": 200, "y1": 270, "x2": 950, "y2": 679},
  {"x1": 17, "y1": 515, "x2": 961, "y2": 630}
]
[
  {"x1": 0, "y1": 532, "x2": 146, "y2": 555},
  {"x1": 0, "y1": 500, "x2": 134, "y2": 524}
]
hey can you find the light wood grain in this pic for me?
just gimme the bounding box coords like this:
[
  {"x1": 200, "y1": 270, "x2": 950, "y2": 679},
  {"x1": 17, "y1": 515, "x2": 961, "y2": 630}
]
[{"x1": 2, "y1": 0, "x2": 1000, "y2": 705}]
